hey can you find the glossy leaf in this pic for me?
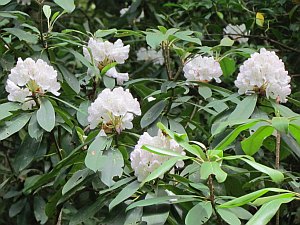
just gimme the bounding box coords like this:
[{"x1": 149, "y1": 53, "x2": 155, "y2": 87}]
[
  {"x1": 109, "y1": 180, "x2": 140, "y2": 210},
  {"x1": 246, "y1": 198, "x2": 294, "y2": 225},
  {"x1": 217, "y1": 208, "x2": 241, "y2": 225},
  {"x1": 0, "y1": 113, "x2": 31, "y2": 141},
  {"x1": 241, "y1": 126, "x2": 274, "y2": 156},
  {"x1": 37, "y1": 98, "x2": 55, "y2": 132},
  {"x1": 185, "y1": 201, "x2": 212, "y2": 225},
  {"x1": 140, "y1": 100, "x2": 166, "y2": 128},
  {"x1": 200, "y1": 161, "x2": 227, "y2": 183}
]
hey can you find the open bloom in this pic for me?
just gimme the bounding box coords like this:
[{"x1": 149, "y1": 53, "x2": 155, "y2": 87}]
[
  {"x1": 83, "y1": 38, "x2": 130, "y2": 84},
  {"x1": 235, "y1": 48, "x2": 291, "y2": 103},
  {"x1": 136, "y1": 47, "x2": 164, "y2": 65},
  {"x1": 17, "y1": 0, "x2": 31, "y2": 5},
  {"x1": 183, "y1": 55, "x2": 222, "y2": 83},
  {"x1": 224, "y1": 24, "x2": 249, "y2": 44},
  {"x1": 88, "y1": 87, "x2": 141, "y2": 133},
  {"x1": 130, "y1": 130, "x2": 185, "y2": 182},
  {"x1": 5, "y1": 58, "x2": 60, "y2": 109}
]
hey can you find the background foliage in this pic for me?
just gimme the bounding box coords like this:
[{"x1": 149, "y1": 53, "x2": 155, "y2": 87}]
[{"x1": 0, "y1": 0, "x2": 300, "y2": 225}]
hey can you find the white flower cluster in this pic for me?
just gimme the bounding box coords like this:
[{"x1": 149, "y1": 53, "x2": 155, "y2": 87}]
[
  {"x1": 17, "y1": 0, "x2": 31, "y2": 5},
  {"x1": 83, "y1": 38, "x2": 130, "y2": 84},
  {"x1": 6, "y1": 58, "x2": 60, "y2": 109},
  {"x1": 120, "y1": 6, "x2": 144, "y2": 22},
  {"x1": 88, "y1": 87, "x2": 141, "y2": 133},
  {"x1": 183, "y1": 55, "x2": 223, "y2": 83},
  {"x1": 224, "y1": 24, "x2": 249, "y2": 44},
  {"x1": 235, "y1": 48, "x2": 291, "y2": 102},
  {"x1": 136, "y1": 47, "x2": 164, "y2": 65},
  {"x1": 130, "y1": 130, "x2": 185, "y2": 182}
]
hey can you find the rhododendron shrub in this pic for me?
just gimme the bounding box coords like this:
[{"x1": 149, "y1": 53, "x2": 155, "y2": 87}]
[{"x1": 0, "y1": 1, "x2": 299, "y2": 225}]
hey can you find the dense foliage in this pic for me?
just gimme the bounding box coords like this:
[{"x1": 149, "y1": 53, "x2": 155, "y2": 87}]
[{"x1": 0, "y1": 0, "x2": 300, "y2": 224}]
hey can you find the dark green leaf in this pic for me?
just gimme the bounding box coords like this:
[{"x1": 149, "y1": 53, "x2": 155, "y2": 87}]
[
  {"x1": 140, "y1": 100, "x2": 166, "y2": 128},
  {"x1": 109, "y1": 180, "x2": 140, "y2": 210}
]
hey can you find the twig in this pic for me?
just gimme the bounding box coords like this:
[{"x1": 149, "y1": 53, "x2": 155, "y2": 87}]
[
  {"x1": 275, "y1": 97, "x2": 281, "y2": 225},
  {"x1": 208, "y1": 175, "x2": 223, "y2": 224},
  {"x1": 162, "y1": 41, "x2": 173, "y2": 80}
]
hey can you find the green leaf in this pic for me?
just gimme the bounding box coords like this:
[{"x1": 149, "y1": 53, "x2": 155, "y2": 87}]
[
  {"x1": 84, "y1": 136, "x2": 111, "y2": 172},
  {"x1": 99, "y1": 149, "x2": 124, "y2": 187},
  {"x1": 220, "y1": 57, "x2": 236, "y2": 78},
  {"x1": 57, "y1": 65, "x2": 80, "y2": 94},
  {"x1": 62, "y1": 168, "x2": 90, "y2": 195},
  {"x1": 241, "y1": 126, "x2": 274, "y2": 156},
  {"x1": 127, "y1": 195, "x2": 197, "y2": 211},
  {"x1": 289, "y1": 124, "x2": 300, "y2": 145},
  {"x1": 252, "y1": 193, "x2": 295, "y2": 206},
  {"x1": 141, "y1": 157, "x2": 180, "y2": 186},
  {"x1": 28, "y1": 112, "x2": 43, "y2": 140},
  {"x1": 37, "y1": 98, "x2": 56, "y2": 132},
  {"x1": 109, "y1": 180, "x2": 140, "y2": 210},
  {"x1": 0, "y1": 113, "x2": 31, "y2": 141},
  {"x1": 100, "y1": 177, "x2": 135, "y2": 194},
  {"x1": 173, "y1": 30, "x2": 201, "y2": 45},
  {"x1": 13, "y1": 135, "x2": 42, "y2": 172},
  {"x1": 227, "y1": 95, "x2": 257, "y2": 122},
  {"x1": 272, "y1": 117, "x2": 289, "y2": 134},
  {"x1": 219, "y1": 188, "x2": 290, "y2": 208},
  {"x1": 76, "y1": 101, "x2": 90, "y2": 126},
  {"x1": 219, "y1": 37, "x2": 234, "y2": 46},
  {"x1": 185, "y1": 202, "x2": 212, "y2": 225},
  {"x1": 157, "y1": 122, "x2": 206, "y2": 160},
  {"x1": 145, "y1": 31, "x2": 167, "y2": 49},
  {"x1": 34, "y1": 196, "x2": 48, "y2": 224},
  {"x1": 3, "y1": 28, "x2": 38, "y2": 44},
  {"x1": 95, "y1": 29, "x2": 117, "y2": 38},
  {"x1": 140, "y1": 100, "x2": 166, "y2": 128},
  {"x1": 246, "y1": 198, "x2": 294, "y2": 225},
  {"x1": 217, "y1": 208, "x2": 241, "y2": 225},
  {"x1": 9, "y1": 198, "x2": 26, "y2": 217},
  {"x1": 54, "y1": 0, "x2": 75, "y2": 13},
  {"x1": 103, "y1": 75, "x2": 115, "y2": 89},
  {"x1": 200, "y1": 161, "x2": 227, "y2": 183},
  {"x1": 43, "y1": 5, "x2": 51, "y2": 19},
  {"x1": 142, "y1": 145, "x2": 189, "y2": 159},
  {"x1": 69, "y1": 195, "x2": 107, "y2": 225},
  {"x1": 241, "y1": 159, "x2": 284, "y2": 183},
  {"x1": 214, "y1": 121, "x2": 259, "y2": 150},
  {"x1": 0, "y1": 0, "x2": 11, "y2": 5},
  {"x1": 0, "y1": 102, "x2": 20, "y2": 121},
  {"x1": 198, "y1": 86, "x2": 212, "y2": 100},
  {"x1": 100, "y1": 62, "x2": 118, "y2": 76}
]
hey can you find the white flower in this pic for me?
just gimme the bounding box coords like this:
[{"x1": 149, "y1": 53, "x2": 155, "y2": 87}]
[
  {"x1": 83, "y1": 38, "x2": 130, "y2": 67},
  {"x1": 224, "y1": 24, "x2": 249, "y2": 44},
  {"x1": 120, "y1": 7, "x2": 129, "y2": 16},
  {"x1": 183, "y1": 55, "x2": 223, "y2": 83},
  {"x1": 88, "y1": 87, "x2": 141, "y2": 133},
  {"x1": 17, "y1": 0, "x2": 31, "y2": 5},
  {"x1": 130, "y1": 130, "x2": 185, "y2": 182},
  {"x1": 106, "y1": 67, "x2": 129, "y2": 85},
  {"x1": 235, "y1": 48, "x2": 291, "y2": 103},
  {"x1": 120, "y1": 6, "x2": 144, "y2": 22},
  {"x1": 6, "y1": 58, "x2": 60, "y2": 109},
  {"x1": 137, "y1": 47, "x2": 164, "y2": 65}
]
